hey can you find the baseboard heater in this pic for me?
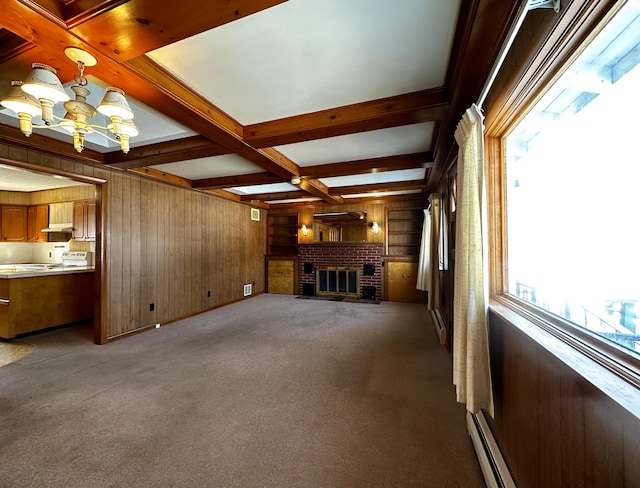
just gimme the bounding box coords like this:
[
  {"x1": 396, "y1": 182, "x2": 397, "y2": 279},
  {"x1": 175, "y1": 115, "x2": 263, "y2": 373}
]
[
  {"x1": 430, "y1": 308, "x2": 447, "y2": 344},
  {"x1": 467, "y1": 411, "x2": 516, "y2": 488}
]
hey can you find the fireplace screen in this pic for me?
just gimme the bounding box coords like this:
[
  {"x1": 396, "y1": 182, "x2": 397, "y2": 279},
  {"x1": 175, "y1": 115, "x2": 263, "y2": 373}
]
[{"x1": 316, "y1": 268, "x2": 359, "y2": 298}]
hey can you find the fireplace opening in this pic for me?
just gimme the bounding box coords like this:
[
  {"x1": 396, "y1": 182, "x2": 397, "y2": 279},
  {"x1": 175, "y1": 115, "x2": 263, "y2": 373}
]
[{"x1": 316, "y1": 267, "x2": 359, "y2": 298}]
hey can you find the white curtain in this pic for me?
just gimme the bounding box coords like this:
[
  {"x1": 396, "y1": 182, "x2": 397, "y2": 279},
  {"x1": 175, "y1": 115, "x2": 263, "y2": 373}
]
[
  {"x1": 426, "y1": 194, "x2": 441, "y2": 310},
  {"x1": 416, "y1": 208, "x2": 431, "y2": 292},
  {"x1": 439, "y1": 197, "x2": 449, "y2": 272},
  {"x1": 452, "y1": 104, "x2": 494, "y2": 416}
]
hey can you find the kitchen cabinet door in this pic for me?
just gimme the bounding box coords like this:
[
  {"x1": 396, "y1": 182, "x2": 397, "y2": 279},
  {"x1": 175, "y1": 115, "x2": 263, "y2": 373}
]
[
  {"x1": 1, "y1": 206, "x2": 27, "y2": 242},
  {"x1": 386, "y1": 261, "x2": 425, "y2": 304},
  {"x1": 72, "y1": 200, "x2": 96, "y2": 241},
  {"x1": 27, "y1": 205, "x2": 49, "y2": 242}
]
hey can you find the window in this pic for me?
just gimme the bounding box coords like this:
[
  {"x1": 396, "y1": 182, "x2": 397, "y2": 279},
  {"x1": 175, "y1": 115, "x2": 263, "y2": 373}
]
[{"x1": 504, "y1": 0, "x2": 640, "y2": 356}]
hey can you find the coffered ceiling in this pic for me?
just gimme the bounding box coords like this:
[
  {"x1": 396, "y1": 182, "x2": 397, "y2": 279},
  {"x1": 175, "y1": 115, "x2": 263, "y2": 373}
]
[{"x1": 0, "y1": 0, "x2": 520, "y2": 208}]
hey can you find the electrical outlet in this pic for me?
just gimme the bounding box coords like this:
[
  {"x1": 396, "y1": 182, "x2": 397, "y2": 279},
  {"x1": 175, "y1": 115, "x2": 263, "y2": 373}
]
[
  {"x1": 207, "y1": 290, "x2": 211, "y2": 297},
  {"x1": 149, "y1": 303, "x2": 155, "y2": 312}
]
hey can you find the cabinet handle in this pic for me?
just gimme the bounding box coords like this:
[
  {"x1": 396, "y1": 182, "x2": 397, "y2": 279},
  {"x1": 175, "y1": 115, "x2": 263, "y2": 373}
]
[{"x1": 0, "y1": 298, "x2": 9, "y2": 305}]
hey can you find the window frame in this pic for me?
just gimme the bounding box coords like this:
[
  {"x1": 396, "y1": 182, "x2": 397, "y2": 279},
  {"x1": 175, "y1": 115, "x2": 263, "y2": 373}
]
[{"x1": 484, "y1": 0, "x2": 640, "y2": 388}]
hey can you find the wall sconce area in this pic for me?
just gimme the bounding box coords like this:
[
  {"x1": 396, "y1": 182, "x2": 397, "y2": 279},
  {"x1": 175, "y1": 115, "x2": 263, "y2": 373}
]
[
  {"x1": 371, "y1": 222, "x2": 380, "y2": 235},
  {"x1": 301, "y1": 224, "x2": 309, "y2": 236}
]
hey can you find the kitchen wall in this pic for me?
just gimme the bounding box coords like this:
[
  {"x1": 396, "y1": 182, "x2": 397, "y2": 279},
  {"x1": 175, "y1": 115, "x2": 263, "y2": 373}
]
[
  {"x1": 0, "y1": 241, "x2": 70, "y2": 264},
  {"x1": 1, "y1": 143, "x2": 267, "y2": 342}
]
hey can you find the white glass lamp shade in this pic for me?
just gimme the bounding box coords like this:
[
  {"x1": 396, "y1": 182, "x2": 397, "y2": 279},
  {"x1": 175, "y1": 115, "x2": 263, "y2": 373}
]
[
  {"x1": 1, "y1": 82, "x2": 41, "y2": 117},
  {"x1": 97, "y1": 87, "x2": 134, "y2": 119},
  {"x1": 21, "y1": 63, "x2": 70, "y2": 103},
  {"x1": 108, "y1": 119, "x2": 139, "y2": 137},
  {"x1": 119, "y1": 120, "x2": 139, "y2": 137}
]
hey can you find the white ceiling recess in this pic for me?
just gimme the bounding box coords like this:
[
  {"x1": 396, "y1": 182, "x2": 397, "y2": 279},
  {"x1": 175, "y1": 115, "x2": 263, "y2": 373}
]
[{"x1": 148, "y1": 0, "x2": 460, "y2": 125}]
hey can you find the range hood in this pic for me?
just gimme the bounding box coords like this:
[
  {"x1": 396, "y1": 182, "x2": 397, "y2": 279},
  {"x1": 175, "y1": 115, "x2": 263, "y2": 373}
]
[{"x1": 41, "y1": 223, "x2": 73, "y2": 233}]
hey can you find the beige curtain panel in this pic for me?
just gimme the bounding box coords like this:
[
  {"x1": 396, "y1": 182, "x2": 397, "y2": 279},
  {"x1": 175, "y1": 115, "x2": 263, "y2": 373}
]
[{"x1": 452, "y1": 104, "x2": 494, "y2": 416}]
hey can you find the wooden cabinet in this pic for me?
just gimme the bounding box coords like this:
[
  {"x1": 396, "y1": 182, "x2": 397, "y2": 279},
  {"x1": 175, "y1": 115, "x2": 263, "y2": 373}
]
[
  {"x1": 27, "y1": 205, "x2": 49, "y2": 242},
  {"x1": 0, "y1": 271, "x2": 94, "y2": 339},
  {"x1": 266, "y1": 256, "x2": 298, "y2": 295},
  {"x1": 385, "y1": 207, "x2": 423, "y2": 256},
  {"x1": 386, "y1": 260, "x2": 425, "y2": 304},
  {"x1": 1, "y1": 205, "x2": 28, "y2": 242},
  {"x1": 72, "y1": 200, "x2": 96, "y2": 241},
  {"x1": 268, "y1": 213, "x2": 298, "y2": 255}
]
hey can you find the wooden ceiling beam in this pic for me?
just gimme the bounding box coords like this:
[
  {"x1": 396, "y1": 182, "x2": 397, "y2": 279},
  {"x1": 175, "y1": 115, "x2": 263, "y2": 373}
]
[
  {"x1": 192, "y1": 172, "x2": 284, "y2": 190},
  {"x1": 244, "y1": 88, "x2": 449, "y2": 148},
  {"x1": 267, "y1": 193, "x2": 425, "y2": 210},
  {"x1": 301, "y1": 152, "x2": 433, "y2": 179},
  {"x1": 104, "y1": 135, "x2": 231, "y2": 169},
  {"x1": 240, "y1": 190, "x2": 307, "y2": 201},
  {"x1": 129, "y1": 167, "x2": 192, "y2": 188},
  {"x1": 298, "y1": 178, "x2": 343, "y2": 206},
  {"x1": 67, "y1": 0, "x2": 288, "y2": 59},
  {"x1": 329, "y1": 180, "x2": 425, "y2": 196}
]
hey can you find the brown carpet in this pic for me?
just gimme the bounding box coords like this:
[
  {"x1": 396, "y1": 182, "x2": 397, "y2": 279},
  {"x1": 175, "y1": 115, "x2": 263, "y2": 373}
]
[{"x1": 0, "y1": 294, "x2": 484, "y2": 488}]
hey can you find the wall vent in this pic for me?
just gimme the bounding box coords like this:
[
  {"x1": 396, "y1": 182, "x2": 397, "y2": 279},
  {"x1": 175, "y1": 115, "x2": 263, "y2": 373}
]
[{"x1": 243, "y1": 284, "x2": 252, "y2": 296}]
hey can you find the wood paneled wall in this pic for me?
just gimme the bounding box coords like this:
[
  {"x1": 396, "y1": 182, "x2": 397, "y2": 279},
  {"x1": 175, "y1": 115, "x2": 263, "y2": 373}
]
[
  {"x1": 487, "y1": 309, "x2": 640, "y2": 488},
  {"x1": 0, "y1": 143, "x2": 267, "y2": 340}
]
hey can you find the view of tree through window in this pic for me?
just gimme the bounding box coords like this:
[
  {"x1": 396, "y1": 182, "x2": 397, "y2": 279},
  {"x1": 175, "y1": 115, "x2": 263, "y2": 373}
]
[{"x1": 505, "y1": 0, "x2": 640, "y2": 354}]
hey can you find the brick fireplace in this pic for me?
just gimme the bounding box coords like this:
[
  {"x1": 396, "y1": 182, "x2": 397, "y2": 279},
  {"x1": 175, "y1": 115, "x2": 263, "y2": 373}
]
[{"x1": 298, "y1": 243, "x2": 383, "y2": 300}]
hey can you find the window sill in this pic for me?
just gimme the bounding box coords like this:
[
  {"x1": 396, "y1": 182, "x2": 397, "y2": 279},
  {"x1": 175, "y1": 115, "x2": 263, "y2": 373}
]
[{"x1": 490, "y1": 295, "x2": 640, "y2": 420}]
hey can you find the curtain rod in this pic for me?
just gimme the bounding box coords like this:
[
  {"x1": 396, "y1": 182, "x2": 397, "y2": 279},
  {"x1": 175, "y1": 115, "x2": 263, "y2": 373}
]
[{"x1": 476, "y1": 0, "x2": 532, "y2": 108}]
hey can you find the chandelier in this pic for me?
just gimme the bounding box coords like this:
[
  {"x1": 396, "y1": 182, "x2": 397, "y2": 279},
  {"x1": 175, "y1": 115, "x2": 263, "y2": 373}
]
[{"x1": 0, "y1": 47, "x2": 138, "y2": 154}]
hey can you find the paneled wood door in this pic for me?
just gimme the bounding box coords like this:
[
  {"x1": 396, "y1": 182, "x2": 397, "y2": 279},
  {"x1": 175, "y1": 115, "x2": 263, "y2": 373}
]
[
  {"x1": 267, "y1": 257, "x2": 298, "y2": 295},
  {"x1": 1, "y1": 205, "x2": 27, "y2": 242},
  {"x1": 386, "y1": 261, "x2": 425, "y2": 304}
]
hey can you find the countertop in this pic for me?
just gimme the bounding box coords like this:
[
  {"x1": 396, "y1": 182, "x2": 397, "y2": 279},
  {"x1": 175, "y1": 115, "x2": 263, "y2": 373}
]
[{"x1": 0, "y1": 266, "x2": 95, "y2": 279}]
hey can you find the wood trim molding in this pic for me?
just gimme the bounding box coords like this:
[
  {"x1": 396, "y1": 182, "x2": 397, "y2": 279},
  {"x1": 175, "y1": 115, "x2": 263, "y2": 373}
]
[
  {"x1": 485, "y1": 136, "x2": 506, "y2": 296},
  {"x1": 95, "y1": 181, "x2": 108, "y2": 345},
  {"x1": 484, "y1": 0, "x2": 620, "y2": 137},
  {"x1": 104, "y1": 135, "x2": 231, "y2": 169}
]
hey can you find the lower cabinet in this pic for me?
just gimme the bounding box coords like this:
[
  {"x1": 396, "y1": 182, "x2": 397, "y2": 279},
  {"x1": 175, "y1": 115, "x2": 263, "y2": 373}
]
[
  {"x1": 386, "y1": 260, "x2": 425, "y2": 304},
  {"x1": 0, "y1": 272, "x2": 94, "y2": 339},
  {"x1": 266, "y1": 256, "x2": 298, "y2": 295}
]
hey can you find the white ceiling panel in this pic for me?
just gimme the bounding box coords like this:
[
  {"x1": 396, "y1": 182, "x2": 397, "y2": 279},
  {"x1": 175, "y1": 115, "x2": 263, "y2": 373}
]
[
  {"x1": 149, "y1": 0, "x2": 460, "y2": 124},
  {"x1": 276, "y1": 122, "x2": 434, "y2": 166},
  {"x1": 0, "y1": 164, "x2": 90, "y2": 191},
  {"x1": 228, "y1": 182, "x2": 300, "y2": 195},
  {"x1": 320, "y1": 168, "x2": 427, "y2": 188},
  {"x1": 149, "y1": 154, "x2": 262, "y2": 179}
]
